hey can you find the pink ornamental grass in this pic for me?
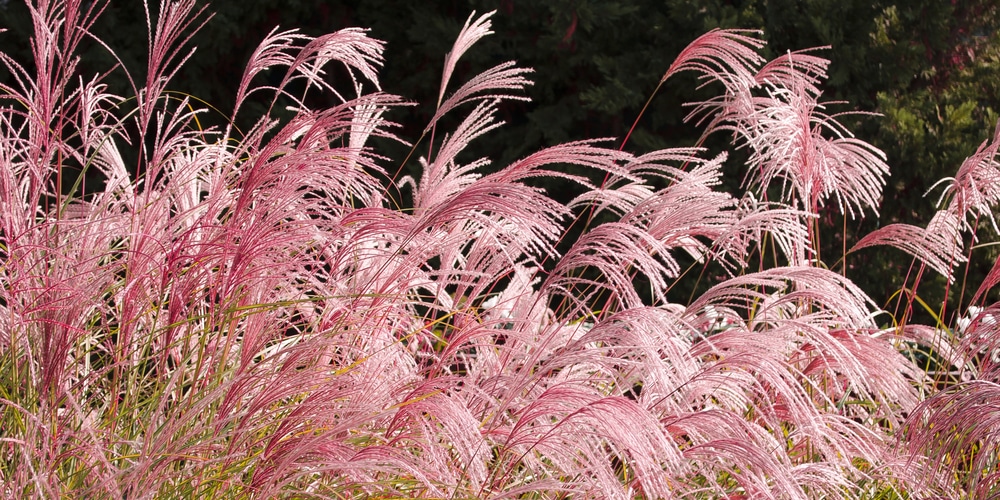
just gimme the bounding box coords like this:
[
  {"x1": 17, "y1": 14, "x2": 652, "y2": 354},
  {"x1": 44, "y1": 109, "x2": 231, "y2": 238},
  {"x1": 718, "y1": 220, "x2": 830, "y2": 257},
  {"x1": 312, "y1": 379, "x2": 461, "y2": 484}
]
[{"x1": 2, "y1": 1, "x2": 999, "y2": 498}]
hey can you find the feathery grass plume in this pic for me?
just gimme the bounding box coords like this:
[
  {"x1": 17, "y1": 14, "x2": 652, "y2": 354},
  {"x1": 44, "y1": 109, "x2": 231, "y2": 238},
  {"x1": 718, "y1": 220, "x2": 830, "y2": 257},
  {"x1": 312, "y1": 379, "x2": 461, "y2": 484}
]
[
  {"x1": 549, "y1": 152, "x2": 739, "y2": 314},
  {"x1": 681, "y1": 267, "x2": 924, "y2": 468},
  {"x1": 850, "y1": 209, "x2": 966, "y2": 283},
  {"x1": 753, "y1": 49, "x2": 831, "y2": 97},
  {"x1": 424, "y1": 9, "x2": 532, "y2": 157},
  {"x1": 437, "y1": 10, "x2": 495, "y2": 109},
  {"x1": 1, "y1": 1, "x2": 978, "y2": 497},
  {"x1": 0, "y1": 0, "x2": 416, "y2": 496},
  {"x1": 674, "y1": 39, "x2": 890, "y2": 222},
  {"x1": 660, "y1": 28, "x2": 765, "y2": 91},
  {"x1": 134, "y1": 0, "x2": 211, "y2": 138},
  {"x1": 876, "y1": 121, "x2": 1000, "y2": 500},
  {"x1": 682, "y1": 48, "x2": 828, "y2": 141},
  {"x1": 736, "y1": 82, "x2": 889, "y2": 219},
  {"x1": 934, "y1": 120, "x2": 1000, "y2": 234},
  {"x1": 713, "y1": 194, "x2": 814, "y2": 270},
  {"x1": 903, "y1": 380, "x2": 1000, "y2": 498},
  {"x1": 894, "y1": 123, "x2": 1000, "y2": 499}
]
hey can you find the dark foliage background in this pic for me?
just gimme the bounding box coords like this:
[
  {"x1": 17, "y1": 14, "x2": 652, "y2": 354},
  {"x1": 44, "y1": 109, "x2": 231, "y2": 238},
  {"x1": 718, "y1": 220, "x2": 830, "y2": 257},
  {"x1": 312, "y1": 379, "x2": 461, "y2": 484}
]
[{"x1": 2, "y1": 0, "x2": 998, "y2": 323}]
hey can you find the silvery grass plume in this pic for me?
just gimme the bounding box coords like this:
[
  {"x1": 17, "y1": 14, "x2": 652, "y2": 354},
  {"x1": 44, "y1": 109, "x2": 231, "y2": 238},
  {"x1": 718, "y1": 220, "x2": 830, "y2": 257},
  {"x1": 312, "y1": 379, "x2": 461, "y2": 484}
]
[{"x1": 2, "y1": 1, "x2": 995, "y2": 498}]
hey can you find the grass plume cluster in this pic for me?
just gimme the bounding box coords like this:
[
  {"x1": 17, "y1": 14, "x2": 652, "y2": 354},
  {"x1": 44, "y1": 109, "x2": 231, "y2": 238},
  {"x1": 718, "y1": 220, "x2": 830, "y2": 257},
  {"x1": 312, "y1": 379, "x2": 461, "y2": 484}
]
[{"x1": 2, "y1": 1, "x2": 999, "y2": 498}]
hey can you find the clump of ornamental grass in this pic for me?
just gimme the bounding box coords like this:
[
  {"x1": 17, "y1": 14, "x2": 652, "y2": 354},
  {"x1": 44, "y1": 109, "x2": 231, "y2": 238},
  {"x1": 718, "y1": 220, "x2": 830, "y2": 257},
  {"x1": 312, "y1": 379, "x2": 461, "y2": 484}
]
[
  {"x1": 895, "y1": 123, "x2": 1000, "y2": 500},
  {"x1": 3, "y1": 0, "x2": 1000, "y2": 498}
]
